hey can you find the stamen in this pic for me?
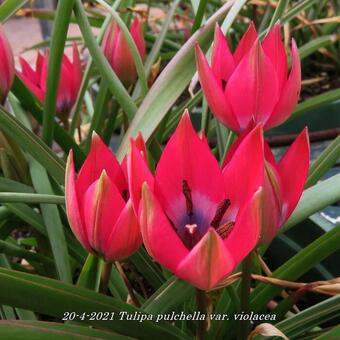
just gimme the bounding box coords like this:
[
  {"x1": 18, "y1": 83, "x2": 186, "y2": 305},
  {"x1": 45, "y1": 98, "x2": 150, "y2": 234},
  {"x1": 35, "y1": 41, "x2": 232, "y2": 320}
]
[
  {"x1": 122, "y1": 189, "x2": 129, "y2": 202},
  {"x1": 185, "y1": 223, "x2": 198, "y2": 235},
  {"x1": 211, "y1": 199, "x2": 231, "y2": 228},
  {"x1": 216, "y1": 221, "x2": 235, "y2": 239},
  {"x1": 182, "y1": 180, "x2": 193, "y2": 216}
]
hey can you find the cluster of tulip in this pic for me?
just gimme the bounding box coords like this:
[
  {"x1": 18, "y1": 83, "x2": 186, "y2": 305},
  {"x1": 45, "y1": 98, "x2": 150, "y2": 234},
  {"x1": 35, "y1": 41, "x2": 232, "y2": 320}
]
[
  {"x1": 65, "y1": 22, "x2": 309, "y2": 291},
  {"x1": 0, "y1": 18, "x2": 309, "y2": 291}
]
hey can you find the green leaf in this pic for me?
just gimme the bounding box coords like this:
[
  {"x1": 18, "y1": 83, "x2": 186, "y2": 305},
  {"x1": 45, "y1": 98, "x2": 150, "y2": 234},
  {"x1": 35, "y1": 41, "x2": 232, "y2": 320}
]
[
  {"x1": 143, "y1": 277, "x2": 194, "y2": 315},
  {"x1": 0, "y1": 0, "x2": 28, "y2": 22},
  {"x1": 0, "y1": 105, "x2": 65, "y2": 184},
  {"x1": 0, "y1": 267, "x2": 188, "y2": 339},
  {"x1": 315, "y1": 325, "x2": 340, "y2": 340},
  {"x1": 77, "y1": 254, "x2": 103, "y2": 291},
  {"x1": 268, "y1": 0, "x2": 289, "y2": 28},
  {"x1": 117, "y1": 1, "x2": 236, "y2": 160},
  {"x1": 29, "y1": 159, "x2": 72, "y2": 283},
  {"x1": 281, "y1": 0, "x2": 319, "y2": 23},
  {"x1": 306, "y1": 134, "x2": 340, "y2": 187},
  {"x1": 299, "y1": 34, "x2": 339, "y2": 60},
  {"x1": 250, "y1": 225, "x2": 340, "y2": 313},
  {"x1": 0, "y1": 193, "x2": 64, "y2": 204},
  {"x1": 42, "y1": 0, "x2": 75, "y2": 146},
  {"x1": 282, "y1": 173, "x2": 340, "y2": 233},
  {"x1": 275, "y1": 296, "x2": 340, "y2": 338},
  {"x1": 73, "y1": 0, "x2": 138, "y2": 120},
  {"x1": 0, "y1": 320, "x2": 132, "y2": 339}
]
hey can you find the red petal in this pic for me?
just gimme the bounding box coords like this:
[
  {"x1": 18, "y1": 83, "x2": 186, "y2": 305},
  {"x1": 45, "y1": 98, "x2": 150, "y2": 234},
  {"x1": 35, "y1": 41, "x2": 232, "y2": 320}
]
[
  {"x1": 233, "y1": 22, "x2": 258, "y2": 64},
  {"x1": 195, "y1": 44, "x2": 240, "y2": 131},
  {"x1": 225, "y1": 40, "x2": 280, "y2": 130},
  {"x1": 211, "y1": 24, "x2": 235, "y2": 82},
  {"x1": 130, "y1": 16, "x2": 145, "y2": 61},
  {"x1": 127, "y1": 138, "x2": 154, "y2": 214},
  {"x1": 77, "y1": 133, "x2": 126, "y2": 201},
  {"x1": 222, "y1": 125, "x2": 264, "y2": 218},
  {"x1": 155, "y1": 111, "x2": 225, "y2": 227},
  {"x1": 262, "y1": 24, "x2": 287, "y2": 92},
  {"x1": 176, "y1": 228, "x2": 235, "y2": 290},
  {"x1": 65, "y1": 151, "x2": 90, "y2": 251},
  {"x1": 264, "y1": 39, "x2": 301, "y2": 129},
  {"x1": 224, "y1": 188, "x2": 262, "y2": 263},
  {"x1": 140, "y1": 183, "x2": 188, "y2": 273},
  {"x1": 277, "y1": 128, "x2": 309, "y2": 221},
  {"x1": 83, "y1": 171, "x2": 125, "y2": 254},
  {"x1": 104, "y1": 199, "x2": 142, "y2": 261}
]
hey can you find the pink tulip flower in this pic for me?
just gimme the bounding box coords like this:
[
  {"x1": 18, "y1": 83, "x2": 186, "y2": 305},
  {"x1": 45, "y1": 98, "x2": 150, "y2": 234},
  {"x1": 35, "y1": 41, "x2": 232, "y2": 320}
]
[
  {"x1": 131, "y1": 112, "x2": 264, "y2": 290},
  {"x1": 17, "y1": 43, "x2": 82, "y2": 121},
  {"x1": 65, "y1": 133, "x2": 142, "y2": 262},
  {"x1": 102, "y1": 17, "x2": 145, "y2": 86},
  {"x1": 0, "y1": 25, "x2": 14, "y2": 104},
  {"x1": 195, "y1": 23, "x2": 301, "y2": 133},
  {"x1": 223, "y1": 129, "x2": 310, "y2": 243}
]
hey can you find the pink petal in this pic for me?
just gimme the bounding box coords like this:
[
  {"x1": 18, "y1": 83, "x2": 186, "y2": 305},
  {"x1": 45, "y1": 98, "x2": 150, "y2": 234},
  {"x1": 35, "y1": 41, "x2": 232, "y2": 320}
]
[
  {"x1": 233, "y1": 22, "x2": 258, "y2": 64},
  {"x1": 260, "y1": 161, "x2": 283, "y2": 243},
  {"x1": 16, "y1": 71, "x2": 45, "y2": 104},
  {"x1": 112, "y1": 23, "x2": 137, "y2": 86},
  {"x1": 0, "y1": 26, "x2": 14, "y2": 96},
  {"x1": 225, "y1": 40, "x2": 280, "y2": 130},
  {"x1": 155, "y1": 111, "x2": 225, "y2": 227},
  {"x1": 277, "y1": 128, "x2": 309, "y2": 222},
  {"x1": 140, "y1": 183, "x2": 188, "y2": 273},
  {"x1": 104, "y1": 199, "x2": 142, "y2": 261},
  {"x1": 83, "y1": 171, "x2": 125, "y2": 254},
  {"x1": 224, "y1": 188, "x2": 262, "y2": 263},
  {"x1": 262, "y1": 24, "x2": 287, "y2": 91},
  {"x1": 222, "y1": 125, "x2": 264, "y2": 218},
  {"x1": 176, "y1": 228, "x2": 235, "y2": 290},
  {"x1": 71, "y1": 43, "x2": 82, "y2": 102},
  {"x1": 127, "y1": 138, "x2": 154, "y2": 214},
  {"x1": 211, "y1": 24, "x2": 235, "y2": 83},
  {"x1": 264, "y1": 141, "x2": 276, "y2": 166},
  {"x1": 264, "y1": 39, "x2": 301, "y2": 129},
  {"x1": 130, "y1": 17, "x2": 145, "y2": 61},
  {"x1": 19, "y1": 57, "x2": 39, "y2": 85},
  {"x1": 195, "y1": 44, "x2": 240, "y2": 131},
  {"x1": 102, "y1": 21, "x2": 119, "y2": 66},
  {"x1": 77, "y1": 133, "x2": 126, "y2": 201},
  {"x1": 65, "y1": 151, "x2": 91, "y2": 251}
]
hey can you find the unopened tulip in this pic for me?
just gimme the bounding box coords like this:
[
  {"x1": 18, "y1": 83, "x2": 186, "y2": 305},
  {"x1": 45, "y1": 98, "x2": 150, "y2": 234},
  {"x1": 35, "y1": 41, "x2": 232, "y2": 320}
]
[
  {"x1": 102, "y1": 17, "x2": 145, "y2": 86},
  {"x1": 132, "y1": 112, "x2": 264, "y2": 290},
  {"x1": 17, "y1": 43, "x2": 82, "y2": 124},
  {"x1": 0, "y1": 25, "x2": 14, "y2": 104},
  {"x1": 65, "y1": 133, "x2": 142, "y2": 262},
  {"x1": 223, "y1": 129, "x2": 310, "y2": 243},
  {"x1": 196, "y1": 23, "x2": 301, "y2": 133}
]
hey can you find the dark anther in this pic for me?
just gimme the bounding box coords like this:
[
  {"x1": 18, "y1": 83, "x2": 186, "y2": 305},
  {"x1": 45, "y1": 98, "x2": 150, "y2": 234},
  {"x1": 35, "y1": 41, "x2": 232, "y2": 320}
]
[
  {"x1": 182, "y1": 180, "x2": 193, "y2": 216},
  {"x1": 216, "y1": 221, "x2": 235, "y2": 239},
  {"x1": 210, "y1": 199, "x2": 231, "y2": 228},
  {"x1": 122, "y1": 189, "x2": 129, "y2": 202}
]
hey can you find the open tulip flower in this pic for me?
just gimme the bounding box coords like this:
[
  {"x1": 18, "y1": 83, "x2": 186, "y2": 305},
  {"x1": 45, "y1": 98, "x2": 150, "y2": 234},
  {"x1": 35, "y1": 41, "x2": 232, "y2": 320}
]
[
  {"x1": 65, "y1": 133, "x2": 142, "y2": 262},
  {"x1": 102, "y1": 17, "x2": 145, "y2": 87},
  {"x1": 195, "y1": 23, "x2": 301, "y2": 133},
  {"x1": 17, "y1": 43, "x2": 82, "y2": 125},
  {"x1": 0, "y1": 25, "x2": 14, "y2": 104},
  {"x1": 133, "y1": 112, "x2": 264, "y2": 290},
  {"x1": 223, "y1": 128, "x2": 310, "y2": 244}
]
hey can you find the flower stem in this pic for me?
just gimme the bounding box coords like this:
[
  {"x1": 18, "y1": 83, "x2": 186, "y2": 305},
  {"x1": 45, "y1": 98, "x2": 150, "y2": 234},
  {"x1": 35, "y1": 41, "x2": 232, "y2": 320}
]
[
  {"x1": 116, "y1": 261, "x2": 140, "y2": 307},
  {"x1": 196, "y1": 288, "x2": 208, "y2": 340},
  {"x1": 238, "y1": 252, "x2": 253, "y2": 340},
  {"x1": 99, "y1": 261, "x2": 112, "y2": 294}
]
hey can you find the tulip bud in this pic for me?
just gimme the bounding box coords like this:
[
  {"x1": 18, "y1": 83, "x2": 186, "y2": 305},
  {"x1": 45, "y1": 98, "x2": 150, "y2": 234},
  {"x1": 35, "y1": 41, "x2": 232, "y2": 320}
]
[
  {"x1": 196, "y1": 23, "x2": 301, "y2": 133},
  {"x1": 102, "y1": 17, "x2": 145, "y2": 87},
  {"x1": 65, "y1": 133, "x2": 142, "y2": 262},
  {"x1": 0, "y1": 25, "x2": 14, "y2": 104},
  {"x1": 17, "y1": 43, "x2": 82, "y2": 127}
]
